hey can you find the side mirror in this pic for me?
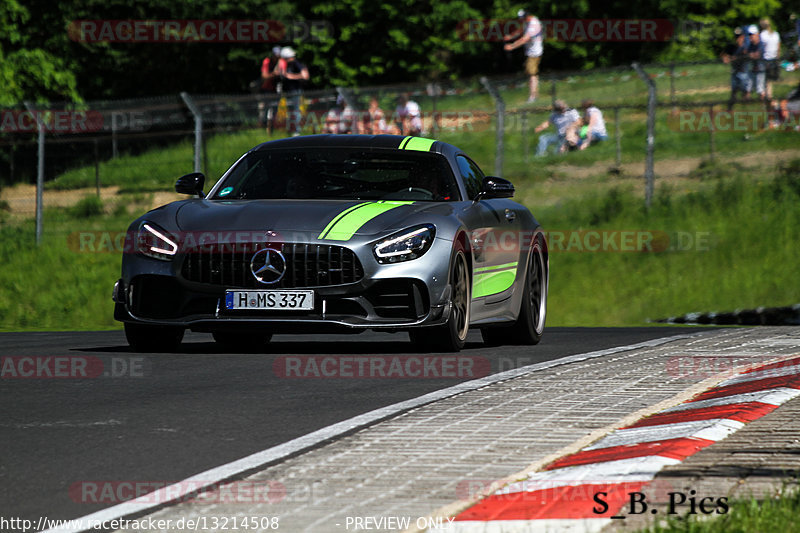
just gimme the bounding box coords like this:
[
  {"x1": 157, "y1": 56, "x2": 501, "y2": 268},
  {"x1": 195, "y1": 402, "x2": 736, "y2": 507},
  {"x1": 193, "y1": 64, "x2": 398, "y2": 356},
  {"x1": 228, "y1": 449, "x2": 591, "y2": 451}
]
[
  {"x1": 475, "y1": 176, "x2": 515, "y2": 200},
  {"x1": 175, "y1": 172, "x2": 205, "y2": 197}
]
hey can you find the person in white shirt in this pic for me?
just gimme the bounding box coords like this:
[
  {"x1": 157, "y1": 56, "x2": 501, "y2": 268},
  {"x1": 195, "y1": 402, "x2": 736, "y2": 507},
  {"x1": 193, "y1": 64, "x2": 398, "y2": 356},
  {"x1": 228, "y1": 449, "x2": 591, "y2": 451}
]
[
  {"x1": 578, "y1": 100, "x2": 608, "y2": 150},
  {"x1": 396, "y1": 94, "x2": 422, "y2": 136},
  {"x1": 503, "y1": 9, "x2": 543, "y2": 103},
  {"x1": 760, "y1": 18, "x2": 781, "y2": 99},
  {"x1": 534, "y1": 100, "x2": 580, "y2": 156}
]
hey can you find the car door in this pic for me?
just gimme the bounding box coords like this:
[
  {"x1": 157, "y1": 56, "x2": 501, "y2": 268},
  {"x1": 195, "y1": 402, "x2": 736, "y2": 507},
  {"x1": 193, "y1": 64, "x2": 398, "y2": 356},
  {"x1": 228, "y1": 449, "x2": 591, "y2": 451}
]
[{"x1": 455, "y1": 155, "x2": 524, "y2": 318}]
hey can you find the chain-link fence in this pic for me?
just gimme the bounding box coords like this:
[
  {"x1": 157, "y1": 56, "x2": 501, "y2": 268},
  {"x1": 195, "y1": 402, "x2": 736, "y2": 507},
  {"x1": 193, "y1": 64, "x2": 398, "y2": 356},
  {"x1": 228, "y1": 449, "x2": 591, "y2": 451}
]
[{"x1": 1, "y1": 59, "x2": 798, "y2": 241}]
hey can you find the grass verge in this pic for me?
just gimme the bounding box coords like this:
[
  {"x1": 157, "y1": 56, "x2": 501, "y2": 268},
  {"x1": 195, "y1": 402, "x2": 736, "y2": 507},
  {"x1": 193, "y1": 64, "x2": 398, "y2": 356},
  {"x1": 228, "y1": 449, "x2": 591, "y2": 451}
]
[{"x1": 640, "y1": 487, "x2": 800, "y2": 533}]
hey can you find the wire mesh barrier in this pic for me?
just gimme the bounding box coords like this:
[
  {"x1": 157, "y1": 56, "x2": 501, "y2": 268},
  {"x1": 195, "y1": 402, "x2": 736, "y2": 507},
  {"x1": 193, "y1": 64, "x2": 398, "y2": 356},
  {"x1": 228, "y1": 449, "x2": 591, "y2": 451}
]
[{"x1": 1, "y1": 59, "x2": 798, "y2": 241}]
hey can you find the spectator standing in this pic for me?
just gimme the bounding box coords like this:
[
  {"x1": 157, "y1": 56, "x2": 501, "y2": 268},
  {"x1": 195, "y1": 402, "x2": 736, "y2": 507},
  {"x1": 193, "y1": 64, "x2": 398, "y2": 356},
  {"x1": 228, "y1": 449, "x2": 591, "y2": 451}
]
[
  {"x1": 760, "y1": 18, "x2": 780, "y2": 99},
  {"x1": 534, "y1": 99, "x2": 580, "y2": 156},
  {"x1": 722, "y1": 28, "x2": 751, "y2": 109},
  {"x1": 257, "y1": 46, "x2": 284, "y2": 130},
  {"x1": 395, "y1": 94, "x2": 423, "y2": 136},
  {"x1": 504, "y1": 9, "x2": 543, "y2": 103},
  {"x1": 578, "y1": 100, "x2": 608, "y2": 150},
  {"x1": 325, "y1": 101, "x2": 342, "y2": 133},
  {"x1": 747, "y1": 25, "x2": 767, "y2": 101},
  {"x1": 367, "y1": 98, "x2": 389, "y2": 134},
  {"x1": 278, "y1": 47, "x2": 309, "y2": 136}
]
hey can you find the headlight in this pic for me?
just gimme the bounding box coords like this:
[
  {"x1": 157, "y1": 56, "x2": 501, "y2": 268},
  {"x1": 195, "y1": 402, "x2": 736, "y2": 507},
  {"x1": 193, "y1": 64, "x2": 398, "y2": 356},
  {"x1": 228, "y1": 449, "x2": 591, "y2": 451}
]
[
  {"x1": 374, "y1": 224, "x2": 435, "y2": 264},
  {"x1": 136, "y1": 221, "x2": 178, "y2": 261}
]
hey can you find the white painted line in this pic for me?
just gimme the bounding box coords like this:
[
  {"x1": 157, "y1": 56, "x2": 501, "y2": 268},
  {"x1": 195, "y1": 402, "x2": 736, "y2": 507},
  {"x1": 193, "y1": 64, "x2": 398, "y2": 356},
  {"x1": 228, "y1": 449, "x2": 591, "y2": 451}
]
[
  {"x1": 430, "y1": 518, "x2": 610, "y2": 533},
  {"x1": 498, "y1": 456, "x2": 680, "y2": 495},
  {"x1": 717, "y1": 363, "x2": 800, "y2": 387},
  {"x1": 584, "y1": 419, "x2": 744, "y2": 450},
  {"x1": 41, "y1": 332, "x2": 706, "y2": 533},
  {"x1": 663, "y1": 388, "x2": 800, "y2": 412}
]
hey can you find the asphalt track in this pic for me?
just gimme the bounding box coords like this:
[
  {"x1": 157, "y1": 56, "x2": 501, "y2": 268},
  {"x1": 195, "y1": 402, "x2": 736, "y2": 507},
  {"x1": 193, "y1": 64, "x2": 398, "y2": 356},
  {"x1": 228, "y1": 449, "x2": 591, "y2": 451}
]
[{"x1": 0, "y1": 327, "x2": 712, "y2": 528}]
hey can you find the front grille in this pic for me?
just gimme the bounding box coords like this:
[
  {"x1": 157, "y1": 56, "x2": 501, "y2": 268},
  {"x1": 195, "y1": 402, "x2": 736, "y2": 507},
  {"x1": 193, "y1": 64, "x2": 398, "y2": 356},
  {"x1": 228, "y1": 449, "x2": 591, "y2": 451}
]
[{"x1": 181, "y1": 242, "x2": 364, "y2": 288}]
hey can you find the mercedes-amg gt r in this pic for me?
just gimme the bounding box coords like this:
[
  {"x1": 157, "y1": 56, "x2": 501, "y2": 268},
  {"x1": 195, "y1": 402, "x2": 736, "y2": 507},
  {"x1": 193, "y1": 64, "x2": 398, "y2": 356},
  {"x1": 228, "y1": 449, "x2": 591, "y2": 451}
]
[{"x1": 114, "y1": 134, "x2": 548, "y2": 352}]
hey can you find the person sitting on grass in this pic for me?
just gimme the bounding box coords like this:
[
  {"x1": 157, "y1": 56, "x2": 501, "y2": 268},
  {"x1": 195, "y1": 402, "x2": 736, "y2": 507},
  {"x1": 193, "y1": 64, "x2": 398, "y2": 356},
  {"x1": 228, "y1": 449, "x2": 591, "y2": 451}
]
[
  {"x1": 534, "y1": 99, "x2": 580, "y2": 156},
  {"x1": 578, "y1": 100, "x2": 608, "y2": 150}
]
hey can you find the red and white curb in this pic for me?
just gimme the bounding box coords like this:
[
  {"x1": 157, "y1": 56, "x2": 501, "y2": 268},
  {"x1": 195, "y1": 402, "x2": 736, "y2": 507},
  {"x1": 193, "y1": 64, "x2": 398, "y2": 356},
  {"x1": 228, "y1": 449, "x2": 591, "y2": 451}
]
[{"x1": 434, "y1": 355, "x2": 800, "y2": 532}]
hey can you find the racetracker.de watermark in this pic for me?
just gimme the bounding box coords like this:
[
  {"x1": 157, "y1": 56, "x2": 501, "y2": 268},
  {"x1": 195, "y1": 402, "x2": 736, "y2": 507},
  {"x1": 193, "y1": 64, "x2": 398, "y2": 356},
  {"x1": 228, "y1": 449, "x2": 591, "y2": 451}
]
[
  {"x1": 67, "y1": 229, "x2": 714, "y2": 254},
  {"x1": 0, "y1": 356, "x2": 149, "y2": 379},
  {"x1": 456, "y1": 18, "x2": 674, "y2": 42},
  {"x1": 70, "y1": 480, "x2": 285, "y2": 504},
  {"x1": 68, "y1": 19, "x2": 332, "y2": 43},
  {"x1": 0, "y1": 110, "x2": 103, "y2": 134},
  {"x1": 273, "y1": 355, "x2": 490, "y2": 379},
  {"x1": 668, "y1": 109, "x2": 800, "y2": 132}
]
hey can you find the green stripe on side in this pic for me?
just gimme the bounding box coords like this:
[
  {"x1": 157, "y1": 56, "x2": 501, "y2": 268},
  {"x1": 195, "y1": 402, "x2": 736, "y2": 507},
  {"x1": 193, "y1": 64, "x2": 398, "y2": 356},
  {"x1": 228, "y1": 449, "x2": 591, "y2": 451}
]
[
  {"x1": 474, "y1": 261, "x2": 518, "y2": 273},
  {"x1": 322, "y1": 201, "x2": 415, "y2": 241},
  {"x1": 403, "y1": 137, "x2": 436, "y2": 151},
  {"x1": 398, "y1": 136, "x2": 412, "y2": 149},
  {"x1": 472, "y1": 264, "x2": 518, "y2": 299},
  {"x1": 318, "y1": 202, "x2": 372, "y2": 239}
]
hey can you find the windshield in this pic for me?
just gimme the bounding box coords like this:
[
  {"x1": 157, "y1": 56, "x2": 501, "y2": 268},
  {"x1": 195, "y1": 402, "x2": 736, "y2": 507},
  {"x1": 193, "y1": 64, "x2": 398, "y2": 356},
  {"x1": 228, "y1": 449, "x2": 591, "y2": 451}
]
[{"x1": 211, "y1": 148, "x2": 460, "y2": 201}]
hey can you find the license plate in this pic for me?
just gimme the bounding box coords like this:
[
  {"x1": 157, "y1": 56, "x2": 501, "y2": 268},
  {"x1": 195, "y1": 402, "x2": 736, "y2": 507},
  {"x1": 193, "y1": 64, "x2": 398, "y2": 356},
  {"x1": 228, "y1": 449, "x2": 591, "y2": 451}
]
[{"x1": 225, "y1": 290, "x2": 314, "y2": 311}]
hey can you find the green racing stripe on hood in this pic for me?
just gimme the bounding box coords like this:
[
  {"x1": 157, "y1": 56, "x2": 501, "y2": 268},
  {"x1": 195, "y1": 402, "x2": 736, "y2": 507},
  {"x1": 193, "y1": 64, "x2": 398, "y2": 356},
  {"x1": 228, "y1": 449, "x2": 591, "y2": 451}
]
[{"x1": 318, "y1": 201, "x2": 415, "y2": 241}]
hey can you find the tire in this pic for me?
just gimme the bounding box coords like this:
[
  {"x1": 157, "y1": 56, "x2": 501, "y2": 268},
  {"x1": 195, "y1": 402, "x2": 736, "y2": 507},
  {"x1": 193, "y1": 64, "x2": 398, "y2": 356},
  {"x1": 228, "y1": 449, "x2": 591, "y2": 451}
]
[
  {"x1": 481, "y1": 238, "x2": 547, "y2": 346},
  {"x1": 125, "y1": 322, "x2": 184, "y2": 353},
  {"x1": 212, "y1": 331, "x2": 273, "y2": 352},
  {"x1": 410, "y1": 248, "x2": 470, "y2": 352}
]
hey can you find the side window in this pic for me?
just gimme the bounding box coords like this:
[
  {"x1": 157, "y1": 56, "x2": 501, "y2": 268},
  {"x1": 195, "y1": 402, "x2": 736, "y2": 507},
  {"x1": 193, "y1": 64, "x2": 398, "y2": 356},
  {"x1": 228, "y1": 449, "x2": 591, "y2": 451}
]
[{"x1": 457, "y1": 155, "x2": 484, "y2": 200}]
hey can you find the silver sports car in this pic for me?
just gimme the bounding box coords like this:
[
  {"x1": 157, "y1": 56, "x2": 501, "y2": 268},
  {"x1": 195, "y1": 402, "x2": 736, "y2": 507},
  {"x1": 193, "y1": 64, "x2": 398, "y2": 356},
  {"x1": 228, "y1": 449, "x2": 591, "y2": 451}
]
[{"x1": 114, "y1": 134, "x2": 548, "y2": 352}]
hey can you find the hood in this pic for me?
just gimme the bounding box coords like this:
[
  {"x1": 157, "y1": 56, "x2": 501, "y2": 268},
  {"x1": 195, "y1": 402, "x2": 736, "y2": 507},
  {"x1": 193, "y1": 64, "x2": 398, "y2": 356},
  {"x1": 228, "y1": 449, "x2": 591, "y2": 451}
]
[{"x1": 174, "y1": 199, "x2": 455, "y2": 241}]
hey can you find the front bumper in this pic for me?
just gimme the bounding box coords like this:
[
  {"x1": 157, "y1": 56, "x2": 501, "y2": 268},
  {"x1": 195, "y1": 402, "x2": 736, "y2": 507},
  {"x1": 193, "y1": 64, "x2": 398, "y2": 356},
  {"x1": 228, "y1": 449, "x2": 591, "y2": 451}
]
[{"x1": 114, "y1": 236, "x2": 455, "y2": 332}]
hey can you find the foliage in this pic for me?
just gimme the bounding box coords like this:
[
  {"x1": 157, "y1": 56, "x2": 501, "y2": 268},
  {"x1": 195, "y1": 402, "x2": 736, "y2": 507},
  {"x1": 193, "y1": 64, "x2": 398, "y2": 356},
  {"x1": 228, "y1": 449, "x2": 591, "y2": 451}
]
[{"x1": 4, "y1": 0, "x2": 797, "y2": 102}]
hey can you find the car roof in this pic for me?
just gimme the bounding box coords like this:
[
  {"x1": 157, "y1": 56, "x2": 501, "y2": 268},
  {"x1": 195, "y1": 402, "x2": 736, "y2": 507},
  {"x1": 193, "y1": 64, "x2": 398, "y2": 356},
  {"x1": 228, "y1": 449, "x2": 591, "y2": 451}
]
[{"x1": 251, "y1": 134, "x2": 459, "y2": 157}]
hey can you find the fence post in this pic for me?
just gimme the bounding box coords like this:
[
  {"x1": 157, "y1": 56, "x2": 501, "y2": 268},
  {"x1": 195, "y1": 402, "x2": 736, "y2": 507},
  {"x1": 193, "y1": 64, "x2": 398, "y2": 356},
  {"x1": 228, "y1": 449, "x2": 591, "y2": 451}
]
[
  {"x1": 427, "y1": 83, "x2": 441, "y2": 137},
  {"x1": 669, "y1": 62, "x2": 676, "y2": 111},
  {"x1": 708, "y1": 104, "x2": 715, "y2": 161},
  {"x1": 180, "y1": 92, "x2": 203, "y2": 173},
  {"x1": 111, "y1": 112, "x2": 119, "y2": 159},
  {"x1": 94, "y1": 139, "x2": 100, "y2": 197},
  {"x1": 522, "y1": 111, "x2": 529, "y2": 164},
  {"x1": 614, "y1": 107, "x2": 622, "y2": 169},
  {"x1": 632, "y1": 63, "x2": 657, "y2": 209},
  {"x1": 9, "y1": 143, "x2": 15, "y2": 183},
  {"x1": 24, "y1": 101, "x2": 45, "y2": 245},
  {"x1": 480, "y1": 77, "x2": 505, "y2": 177}
]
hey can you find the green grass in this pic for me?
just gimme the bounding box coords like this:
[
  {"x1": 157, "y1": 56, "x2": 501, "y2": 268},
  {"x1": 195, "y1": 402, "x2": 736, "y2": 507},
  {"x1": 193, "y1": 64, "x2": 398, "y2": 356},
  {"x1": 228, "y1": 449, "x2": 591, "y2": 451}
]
[
  {"x1": 639, "y1": 487, "x2": 800, "y2": 533},
  {"x1": 537, "y1": 160, "x2": 800, "y2": 326},
  {"x1": 0, "y1": 213, "x2": 129, "y2": 331}
]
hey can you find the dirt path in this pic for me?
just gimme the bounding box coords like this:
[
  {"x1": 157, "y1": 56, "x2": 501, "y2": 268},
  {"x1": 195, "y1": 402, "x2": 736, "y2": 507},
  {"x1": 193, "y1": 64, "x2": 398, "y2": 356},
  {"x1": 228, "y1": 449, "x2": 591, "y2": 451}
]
[
  {"x1": 560, "y1": 149, "x2": 800, "y2": 181},
  {"x1": 1, "y1": 184, "x2": 181, "y2": 218}
]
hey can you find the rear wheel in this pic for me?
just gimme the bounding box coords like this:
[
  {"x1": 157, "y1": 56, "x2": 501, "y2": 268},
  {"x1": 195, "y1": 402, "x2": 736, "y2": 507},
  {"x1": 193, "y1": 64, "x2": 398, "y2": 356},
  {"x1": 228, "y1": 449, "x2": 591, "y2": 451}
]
[
  {"x1": 212, "y1": 331, "x2": 273, "y2": 352},
  {"x1": 125, "y1": 322, "x2": 184, "y2": 353},
  {"x1": 411, "y1": 249, "x2": 470, "y2": 352},
  {"x1": 481, "y1": 238, "x2": 547, "y2": 346}
]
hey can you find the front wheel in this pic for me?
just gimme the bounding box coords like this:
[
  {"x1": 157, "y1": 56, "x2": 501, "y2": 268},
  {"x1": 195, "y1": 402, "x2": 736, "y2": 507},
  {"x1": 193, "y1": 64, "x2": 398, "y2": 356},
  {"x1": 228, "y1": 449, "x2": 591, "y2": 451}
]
[
  {"x1": 125, "y1": 322, "x2": 184, "y2": 353},
  {"x1": 411, "y1": 249, "x2": 470, "y2": 352}
]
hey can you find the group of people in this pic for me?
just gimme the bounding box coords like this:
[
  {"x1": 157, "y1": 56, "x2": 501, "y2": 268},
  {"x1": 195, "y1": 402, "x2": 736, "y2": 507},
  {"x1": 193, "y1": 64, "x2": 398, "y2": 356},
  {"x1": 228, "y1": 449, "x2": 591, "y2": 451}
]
[
  {"x1": 722, "y1": 19, "x2": 782, "y2": 109},
  {"x1": 323, "y1": 94, "x2": 423, "y2": 136},
  {"x1": 534, "y1": 99, "x2": 608, "y2": 156},
  {"x1": 257, "y1": 46, "x2": 309, "y2": 135}
]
